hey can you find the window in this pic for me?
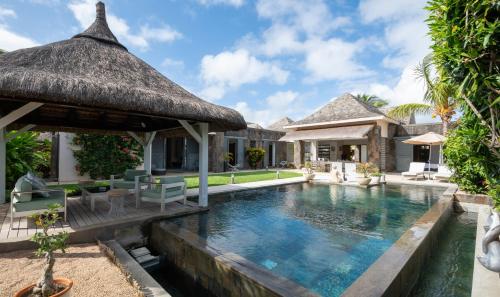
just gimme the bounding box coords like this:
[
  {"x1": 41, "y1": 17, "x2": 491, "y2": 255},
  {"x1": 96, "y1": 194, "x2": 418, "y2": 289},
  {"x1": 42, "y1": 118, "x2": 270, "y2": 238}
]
[{"x1": 413, "y1": 145, "x2": 430, "y2": 162}]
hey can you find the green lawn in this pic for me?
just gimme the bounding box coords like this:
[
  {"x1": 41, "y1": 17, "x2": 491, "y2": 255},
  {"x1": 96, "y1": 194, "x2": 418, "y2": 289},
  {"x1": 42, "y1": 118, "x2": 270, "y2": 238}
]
[
  {"x1": 184, "y1": 170, "x2": 302, "y2": 189},
  {"x1": 45, "y1": 170, "x2": 302, "y2": 197}
]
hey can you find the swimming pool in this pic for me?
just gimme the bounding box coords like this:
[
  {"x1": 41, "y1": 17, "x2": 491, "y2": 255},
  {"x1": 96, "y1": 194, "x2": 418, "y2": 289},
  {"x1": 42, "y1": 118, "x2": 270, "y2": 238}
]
[{"x1": 171, "y1": 183, "x2": 445, "y2": 296}]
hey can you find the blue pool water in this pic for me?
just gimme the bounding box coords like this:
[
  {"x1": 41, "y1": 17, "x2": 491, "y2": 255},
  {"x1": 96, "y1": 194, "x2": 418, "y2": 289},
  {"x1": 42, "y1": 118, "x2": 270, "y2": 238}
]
[{"x1": 172, "y1": 183, "x2": 445, "y2": 296}]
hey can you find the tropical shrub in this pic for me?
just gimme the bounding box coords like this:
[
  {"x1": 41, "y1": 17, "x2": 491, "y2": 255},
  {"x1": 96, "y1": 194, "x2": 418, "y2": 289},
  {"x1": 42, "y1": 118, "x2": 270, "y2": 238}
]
[
  {"x1": 426, "y1": 0, "x2": 499, "y2": 205},
  {"x1": 73, "y1": 134, "x2": 143, "y2": 179},
  {"x1": 356, "y1": 162, "x2": 376, "y2": 178},
  {"x1": 6, "y1": 131, "x2": 51, "y2": 189},
  {"x1": 246, "y1": 147, "x2": 265, "y2": 169}
]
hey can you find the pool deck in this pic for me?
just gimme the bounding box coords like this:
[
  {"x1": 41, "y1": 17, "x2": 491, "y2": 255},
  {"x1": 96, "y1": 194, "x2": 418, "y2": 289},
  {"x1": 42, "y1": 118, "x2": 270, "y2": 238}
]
[{"x1": 0, "y1": 194, "x2": 206, "y2": 252}]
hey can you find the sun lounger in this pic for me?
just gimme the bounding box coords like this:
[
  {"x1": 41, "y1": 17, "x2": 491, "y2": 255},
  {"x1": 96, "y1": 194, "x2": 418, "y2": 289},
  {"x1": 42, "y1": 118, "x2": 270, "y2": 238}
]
[
  {"x1": 433, "y1": 165, "x2": 453, "y2": 181},
  {"x1": 402, "y1": 162, "x2": 426, "y2": 180}
]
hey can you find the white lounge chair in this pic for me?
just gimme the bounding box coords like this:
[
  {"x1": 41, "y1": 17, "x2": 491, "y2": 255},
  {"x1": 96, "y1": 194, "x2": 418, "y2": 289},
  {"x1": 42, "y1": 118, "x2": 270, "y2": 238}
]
[
  {"x1": 402, "y1": 162, "x2": 426, "y2": 180},
  {"x1": 433, "y1": 165, "x2": 453, "y2": 181},
  {"x1": 344, "y1": 163, "x2": 357, "y2": 182},
  {"x1": 138, "y1": 176, "x2": 186, "y2": 211}
]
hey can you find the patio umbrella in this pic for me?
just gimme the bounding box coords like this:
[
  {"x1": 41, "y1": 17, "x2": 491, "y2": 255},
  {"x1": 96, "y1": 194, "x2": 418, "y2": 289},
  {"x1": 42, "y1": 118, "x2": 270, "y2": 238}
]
[{"x1": 403, "y1": 132, "x2": 446, "y2": 179}]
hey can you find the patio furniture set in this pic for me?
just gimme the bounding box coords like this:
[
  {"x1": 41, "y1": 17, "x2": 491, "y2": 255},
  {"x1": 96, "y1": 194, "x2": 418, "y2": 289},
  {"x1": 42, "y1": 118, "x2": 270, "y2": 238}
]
[{"x1": 8, "y1": 169, "x2": 187, "y2": 228}]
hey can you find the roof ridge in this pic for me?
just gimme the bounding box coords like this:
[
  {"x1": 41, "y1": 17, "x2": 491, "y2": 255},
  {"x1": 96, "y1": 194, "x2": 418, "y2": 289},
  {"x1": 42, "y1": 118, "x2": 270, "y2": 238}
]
[{"x1": 72, "y1": 2, "x2": 127, "y2": 51}]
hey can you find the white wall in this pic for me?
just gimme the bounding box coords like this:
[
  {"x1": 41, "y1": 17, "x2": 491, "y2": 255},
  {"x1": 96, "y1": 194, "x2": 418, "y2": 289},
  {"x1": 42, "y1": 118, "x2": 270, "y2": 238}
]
[{"x1": 58, "y1": 133, "x2": 89, "y2": 182}]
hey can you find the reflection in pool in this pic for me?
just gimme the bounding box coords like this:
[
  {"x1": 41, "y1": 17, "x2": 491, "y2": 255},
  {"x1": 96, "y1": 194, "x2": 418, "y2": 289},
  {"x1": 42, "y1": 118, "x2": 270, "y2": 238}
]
[{"x1": 171, "y1": 183, "x2": 445, "y2": 296}]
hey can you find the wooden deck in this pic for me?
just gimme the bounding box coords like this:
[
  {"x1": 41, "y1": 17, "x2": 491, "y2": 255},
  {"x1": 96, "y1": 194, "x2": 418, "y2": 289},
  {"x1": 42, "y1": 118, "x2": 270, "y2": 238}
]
[{"x1": 0, "y1": 194, "x2": 205, "y2": 244}]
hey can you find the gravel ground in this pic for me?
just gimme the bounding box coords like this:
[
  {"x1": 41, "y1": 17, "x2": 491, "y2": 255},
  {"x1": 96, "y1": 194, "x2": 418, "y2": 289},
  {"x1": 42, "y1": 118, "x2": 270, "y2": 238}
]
[{"x1": 0, "y1": 244, "x2": 139, "y2": 297}]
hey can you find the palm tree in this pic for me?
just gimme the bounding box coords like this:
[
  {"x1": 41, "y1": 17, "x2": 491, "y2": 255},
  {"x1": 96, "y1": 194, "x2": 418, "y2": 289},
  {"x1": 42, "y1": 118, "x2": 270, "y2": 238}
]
[
  {"x1": 355, "y1": 93, "x2": 389, "y2": 108},
  {"x1": 388, "y1": 54, "x2": 457, "y2": 134}
]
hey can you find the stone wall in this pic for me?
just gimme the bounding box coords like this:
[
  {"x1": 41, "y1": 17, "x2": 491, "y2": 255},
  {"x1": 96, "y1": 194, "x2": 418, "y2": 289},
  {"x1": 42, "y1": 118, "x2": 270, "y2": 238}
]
[
  {"x1": 294, "y1": 141, "x2": 304, "y2": 168},
  {"x1": 150, "y1": 221, "x2": 318, "y2": 297},
  {"x1": 396, "y1": 123, "x2": 443, "y2": 137}
]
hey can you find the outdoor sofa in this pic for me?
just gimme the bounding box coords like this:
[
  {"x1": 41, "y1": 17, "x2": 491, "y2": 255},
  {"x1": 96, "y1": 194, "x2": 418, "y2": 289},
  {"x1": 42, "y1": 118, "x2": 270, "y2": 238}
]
[
  {"x1": 138, "y1": 176, "x2": 187, "y2": 211},
  {"x1": 10, "y1": 173, "x2": 66, "y2": 228},
  {"x1": 110, "y1": 169, "x2": 152, "y2": 207}
]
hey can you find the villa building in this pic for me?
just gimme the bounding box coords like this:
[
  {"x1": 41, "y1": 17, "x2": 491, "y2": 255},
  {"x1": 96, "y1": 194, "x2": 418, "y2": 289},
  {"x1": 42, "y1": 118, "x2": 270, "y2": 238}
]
[
  {"x1": 279, "y1": 93, "x2": 443, "y2": 172},
  {"x1": 51, "y1": 93, "x2": 443, "y2": 181}
]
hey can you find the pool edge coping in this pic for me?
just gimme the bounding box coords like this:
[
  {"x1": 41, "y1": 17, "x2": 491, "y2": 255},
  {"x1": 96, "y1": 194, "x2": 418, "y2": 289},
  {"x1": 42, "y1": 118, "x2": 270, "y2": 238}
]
[{"x1": 341, "y1": 184, "x2": 457, "y2": 297}]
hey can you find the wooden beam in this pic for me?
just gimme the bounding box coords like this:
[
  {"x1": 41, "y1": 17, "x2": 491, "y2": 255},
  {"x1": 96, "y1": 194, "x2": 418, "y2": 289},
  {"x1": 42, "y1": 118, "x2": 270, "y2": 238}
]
[
  {"x1": 179, "y1": 120, "x2": 201, "y2": 143},
  {"x1": 0, "y1": 102, "x2": 43, "y2": 129},
  {"x1": 5, "y1": 124, "x2": 36, "y2": 142},
  {"x1": 127, "y1": 131, "x2": 145, "y2": 146}
]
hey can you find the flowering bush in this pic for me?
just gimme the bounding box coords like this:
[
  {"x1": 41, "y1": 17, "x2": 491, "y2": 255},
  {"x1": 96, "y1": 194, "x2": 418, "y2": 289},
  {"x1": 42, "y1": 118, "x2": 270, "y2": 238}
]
[{"x1": 72, "y1": 134, "x2": 143, "y2": 179}]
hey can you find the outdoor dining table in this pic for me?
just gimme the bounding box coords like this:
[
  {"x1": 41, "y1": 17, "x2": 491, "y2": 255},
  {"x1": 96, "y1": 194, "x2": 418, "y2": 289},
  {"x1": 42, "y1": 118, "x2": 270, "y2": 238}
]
[{"x1": 78, "y1": 180, "x2": 111, "y2": 212}]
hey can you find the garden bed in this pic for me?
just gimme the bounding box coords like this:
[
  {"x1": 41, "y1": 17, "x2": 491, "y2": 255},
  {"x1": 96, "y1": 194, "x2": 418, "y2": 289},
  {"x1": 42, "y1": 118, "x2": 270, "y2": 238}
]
[{"x1": 0, "y1": 243, "x2": 138, "y2": 297}]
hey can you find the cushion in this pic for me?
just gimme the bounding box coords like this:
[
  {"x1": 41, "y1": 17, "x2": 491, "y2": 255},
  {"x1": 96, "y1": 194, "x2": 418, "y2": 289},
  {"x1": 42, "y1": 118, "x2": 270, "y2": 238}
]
[
  {"x1": 113, "y1": 181, "x2": 136, "y2": 189},
  {"x1": 158, "y1": 176, "x2": 184, "y2": 184},
  {"x1": 141, "y1": 188, "x2": 184, "y2": 200},
  {"x1": 25, "y1": 171, "x2": 49, "y2": 197},
  {"x1": 14, "y1": 177, "x2": 32, "y2": 202},
  {"x1": 13, "y1": 195, "x2": 64, "y2": 212},
  {"x1": 124, "y1": 169, "x2": 147, "y2": 181}
]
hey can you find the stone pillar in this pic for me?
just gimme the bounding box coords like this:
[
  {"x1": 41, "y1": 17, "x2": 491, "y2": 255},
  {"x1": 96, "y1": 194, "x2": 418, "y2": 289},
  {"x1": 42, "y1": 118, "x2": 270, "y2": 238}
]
[
  {"x1": 367, "y1": 126, "x2": 381, "y2": 169},
  {"x1": 310, "y1": 140, "x2": 318, "y2": 161},
  {"x1": 208, "y1": 132, "x2": 224, "y2": 172},
  {"x1": 294, "y1": 140, "x2": 304, "y2": 168}
]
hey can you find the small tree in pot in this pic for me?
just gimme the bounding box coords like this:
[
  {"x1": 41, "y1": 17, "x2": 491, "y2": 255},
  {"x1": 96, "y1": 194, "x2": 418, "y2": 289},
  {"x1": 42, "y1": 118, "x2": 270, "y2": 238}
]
[
  {"x1": 246, "y1": 147, "x2": 266, "y2": 169},
  {"x1": 356, "y1": 163, "x2": 375, "y2": 185},
  {"x1": 303, "y1": 161, "x2": 315, "y2": 181},
  {"x1": 15, "y1": 204, "x2": 72, "y2": 297}
]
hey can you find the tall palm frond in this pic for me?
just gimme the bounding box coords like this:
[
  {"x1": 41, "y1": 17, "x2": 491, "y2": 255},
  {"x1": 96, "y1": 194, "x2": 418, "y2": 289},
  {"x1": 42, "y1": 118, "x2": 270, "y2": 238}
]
[
  {"x1": 355, "y1": 93, "x2": 389, "y2": 108},
  {"x1": 388, "y1": 103, "x2": 433, "y2": 120}
]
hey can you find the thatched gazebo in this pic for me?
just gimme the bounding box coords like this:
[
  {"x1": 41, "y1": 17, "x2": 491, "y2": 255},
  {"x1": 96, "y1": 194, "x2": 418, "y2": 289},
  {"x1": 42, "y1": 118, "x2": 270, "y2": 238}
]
[{"x1": 0, "y1": 2, "x2": 246, "y2": 206}]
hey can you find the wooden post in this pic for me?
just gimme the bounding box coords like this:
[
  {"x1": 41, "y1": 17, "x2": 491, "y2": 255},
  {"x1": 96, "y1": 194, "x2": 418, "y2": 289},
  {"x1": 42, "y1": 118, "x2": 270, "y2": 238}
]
[
  {"x1": 199, "y1": 123, "x2": 209, "y2": 207},
  {"x1": 0, "y1": 129, "x2": 5, "y2": 204}
]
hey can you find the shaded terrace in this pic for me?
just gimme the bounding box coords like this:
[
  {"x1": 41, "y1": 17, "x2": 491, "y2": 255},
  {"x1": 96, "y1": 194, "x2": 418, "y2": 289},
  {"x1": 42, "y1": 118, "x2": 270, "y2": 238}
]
[{"x1": 0, "y1": 2, "x2": 246, "y2": 209}]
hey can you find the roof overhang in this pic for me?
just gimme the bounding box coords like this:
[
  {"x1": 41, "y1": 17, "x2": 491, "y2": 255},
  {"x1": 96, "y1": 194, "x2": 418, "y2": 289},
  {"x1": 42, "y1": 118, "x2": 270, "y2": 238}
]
[
  {"x1": 279, "y1": 124, "x2": 374, "y2": 142},
  {"x1": 283, "y1": 116, "x2": 400, "y2": 130}
]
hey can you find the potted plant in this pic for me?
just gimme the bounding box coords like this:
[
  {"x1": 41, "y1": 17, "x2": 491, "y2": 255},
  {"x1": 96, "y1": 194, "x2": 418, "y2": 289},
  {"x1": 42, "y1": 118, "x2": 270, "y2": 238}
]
[
  {"x1": 15, "y1": 204, "x2": 72, "y2": 297},
  {"x1": 223, "y1": 152, "x2": 233, "y2": 172},
  {"x1": 371, "y1": 172, "x2": 382, "y2": 184},
  {"x1": 356, "y1": 163, "x2": 373, "y2": 185},
  {"x1": 303, "y1": 161, "x2": 315, "y2": 181}
]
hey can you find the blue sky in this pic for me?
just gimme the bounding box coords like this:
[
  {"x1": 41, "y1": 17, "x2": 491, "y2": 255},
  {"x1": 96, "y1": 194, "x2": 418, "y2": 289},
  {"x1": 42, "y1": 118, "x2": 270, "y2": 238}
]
[{"x1": 0, "y1": 0, "x2": 435, "y2": 126}]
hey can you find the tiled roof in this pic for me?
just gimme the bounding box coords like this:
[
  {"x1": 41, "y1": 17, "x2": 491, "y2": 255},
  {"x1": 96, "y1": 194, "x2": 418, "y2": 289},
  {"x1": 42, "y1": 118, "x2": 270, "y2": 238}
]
[
  {"x1": 291, "y1": 93, "x2": 387, "y2": 126},
  {"x1": 267, "y1": 117, "x2": 294, "y2": 132}
]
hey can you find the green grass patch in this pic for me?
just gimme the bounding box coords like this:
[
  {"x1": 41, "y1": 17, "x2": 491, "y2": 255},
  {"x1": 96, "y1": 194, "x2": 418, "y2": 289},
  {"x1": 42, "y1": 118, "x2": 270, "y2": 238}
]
[
  {"x1": 185, "y1": 170, "x2": 302, "y2": 189},
  {"x1": 41, "y1": 170, "x2": 301, "y2": 197}
]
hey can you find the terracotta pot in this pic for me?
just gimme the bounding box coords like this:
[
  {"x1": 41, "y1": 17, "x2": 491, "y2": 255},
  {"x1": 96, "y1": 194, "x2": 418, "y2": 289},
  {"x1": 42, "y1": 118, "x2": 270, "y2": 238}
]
[
  {"x1": 14, "y1": 278, "x2": 73, "y2": 297},
  {"x1": 357, "y1": 177, "x2": 371, "y2": 185}
]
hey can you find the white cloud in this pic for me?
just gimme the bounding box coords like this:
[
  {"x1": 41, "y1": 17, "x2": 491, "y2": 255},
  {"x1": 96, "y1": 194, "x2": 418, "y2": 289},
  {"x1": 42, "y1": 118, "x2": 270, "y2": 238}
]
[
  {"x1": 0, "y1": 26, "x2": 39, "y2": 51},
  {"x1": 68, "y1": 0, "x2": 181, "y2": 50},
  {"x1": 256, "y1": 0, "x2": 347, "y2": 37},
  {"x1": 359, "y1": 0, "x2": 426, "y2": 23},
  {"x1": 0, "y1": 6, "x2": 16, "y2": 20},
  {"x1": 265, "y1": 90, "x2": 298, "y2": 108},
  {"x1": 0, "y1": 7, "x2": 38, "y2": 51},
  {"x1": 351, "y1": 63, "x2": 426, "y2": 107},
  {"x1": 198, "y1": 0, "x2": 245, "y2": 7},
  {"x1": 161, "y1": 58, "x2": 184, "y2": 68},
  {"x1": 304, "y1": 38, "x2": 373, "y2": 82},
  {"x1": 232, "y1": 90, "x2": 312, "y2": 127},
  {"x1": 200, "y1": 49, "x2": 289, "y2": 100}
]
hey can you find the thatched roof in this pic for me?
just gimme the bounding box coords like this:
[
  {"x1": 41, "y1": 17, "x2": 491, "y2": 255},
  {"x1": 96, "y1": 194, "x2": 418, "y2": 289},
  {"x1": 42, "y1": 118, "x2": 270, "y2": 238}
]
[
  {"x1": 267, "y1": 117, "x2": 294, "y2": 132},
  {"x1": 289, "y1": 93, "x2": 388, "y2": 127},
  {"x1": 0, "y1": 2, "x2": 246, "y2": 133}
]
